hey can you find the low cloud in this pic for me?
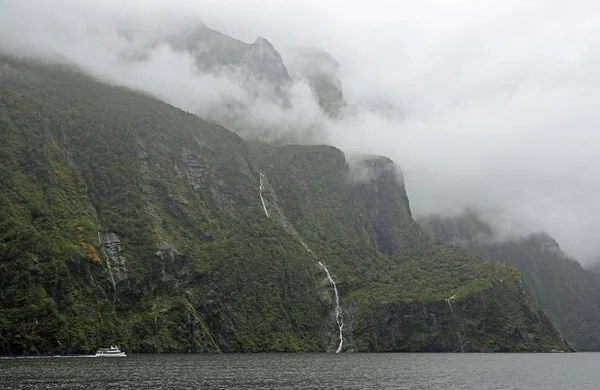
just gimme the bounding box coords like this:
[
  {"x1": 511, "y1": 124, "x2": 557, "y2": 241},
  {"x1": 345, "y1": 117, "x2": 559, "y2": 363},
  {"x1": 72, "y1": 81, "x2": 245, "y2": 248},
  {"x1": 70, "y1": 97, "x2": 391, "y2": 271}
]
[{"x1": 2, "y1": 0, "x2": 600, "y2": 263}]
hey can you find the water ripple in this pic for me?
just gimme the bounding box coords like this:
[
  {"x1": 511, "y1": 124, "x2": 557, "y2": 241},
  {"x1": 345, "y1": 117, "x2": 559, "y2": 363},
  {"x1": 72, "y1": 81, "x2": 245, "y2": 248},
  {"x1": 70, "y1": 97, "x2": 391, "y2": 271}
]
[{"x1": 1, "y1": 352, "x2": 598, "y2": 389}]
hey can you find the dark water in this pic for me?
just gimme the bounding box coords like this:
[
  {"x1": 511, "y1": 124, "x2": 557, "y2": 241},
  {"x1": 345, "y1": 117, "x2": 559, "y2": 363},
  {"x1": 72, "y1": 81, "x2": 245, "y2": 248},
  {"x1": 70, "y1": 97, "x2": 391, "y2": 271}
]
[{"x1": 1, "y1": 353, "x2": 599, "y2": 389}]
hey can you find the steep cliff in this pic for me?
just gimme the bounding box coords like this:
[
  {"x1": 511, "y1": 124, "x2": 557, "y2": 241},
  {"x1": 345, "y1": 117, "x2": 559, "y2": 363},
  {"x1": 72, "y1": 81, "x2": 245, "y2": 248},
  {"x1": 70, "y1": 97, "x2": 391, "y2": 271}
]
[
  {"x1": 0, "y1": 57, "x2": 572, "y2": 354},
  {"x1": 420, "y1": 210, "x2": 600, "y2": 350}
]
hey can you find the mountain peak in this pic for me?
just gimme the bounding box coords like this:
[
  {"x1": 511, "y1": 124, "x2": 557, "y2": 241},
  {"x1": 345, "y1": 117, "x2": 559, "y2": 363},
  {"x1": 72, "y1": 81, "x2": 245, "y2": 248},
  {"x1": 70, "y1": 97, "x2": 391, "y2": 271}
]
[
  {"x1": 241, "y1": 36, "x2": 291, "y2": 86},
  {"x1": 524, "y1": 232, "x2": 562, "y2": 254},
  {"x1": 252, "y1": 36, "x2": 271, "y2": 46}
]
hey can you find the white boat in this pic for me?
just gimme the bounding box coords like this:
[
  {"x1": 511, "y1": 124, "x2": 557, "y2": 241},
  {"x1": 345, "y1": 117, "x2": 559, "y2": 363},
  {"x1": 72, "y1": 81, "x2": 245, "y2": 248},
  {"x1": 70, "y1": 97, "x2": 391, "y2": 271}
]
[{"x1": 94, "y1": 345, "x2": 126, "y2": 357}]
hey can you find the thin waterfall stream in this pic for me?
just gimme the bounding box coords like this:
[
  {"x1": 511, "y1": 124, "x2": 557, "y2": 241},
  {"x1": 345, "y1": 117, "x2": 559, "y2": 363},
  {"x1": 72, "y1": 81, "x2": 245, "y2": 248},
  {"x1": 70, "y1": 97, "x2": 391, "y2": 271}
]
[
  {"x1": 259, "y1": 172, "x2": 269, "y2": 218},
  {"x1": 318, "y1": 261, "x2": 344, "y2": 353},
  {"x1": 258, "y1": 171, "x2": 344, "y2": 353}
]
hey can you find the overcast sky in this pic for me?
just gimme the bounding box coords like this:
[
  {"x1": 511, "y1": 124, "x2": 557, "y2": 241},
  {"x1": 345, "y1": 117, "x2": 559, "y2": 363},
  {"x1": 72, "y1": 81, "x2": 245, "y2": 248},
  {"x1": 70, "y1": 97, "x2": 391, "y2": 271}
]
[{"x1": 2, "y1": 0, "x2": 600, "y2": 262}]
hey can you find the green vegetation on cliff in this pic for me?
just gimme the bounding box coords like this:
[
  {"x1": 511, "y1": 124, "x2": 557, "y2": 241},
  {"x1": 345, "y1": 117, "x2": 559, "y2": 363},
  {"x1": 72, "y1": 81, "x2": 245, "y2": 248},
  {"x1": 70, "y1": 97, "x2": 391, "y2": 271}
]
[
  {"x1": 0, "y1": 57, "x2": 571, "y2": 354},
  {"x1": 420, "y1": 210, "x2": 600, "y2": 351}
]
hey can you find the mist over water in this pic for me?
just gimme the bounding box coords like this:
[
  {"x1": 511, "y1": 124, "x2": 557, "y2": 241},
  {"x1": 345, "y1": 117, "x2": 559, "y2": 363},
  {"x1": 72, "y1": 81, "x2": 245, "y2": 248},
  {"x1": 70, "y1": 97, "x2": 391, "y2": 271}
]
[{"x1": 2, "y1": 0, "x2": 600, "y2": 263}]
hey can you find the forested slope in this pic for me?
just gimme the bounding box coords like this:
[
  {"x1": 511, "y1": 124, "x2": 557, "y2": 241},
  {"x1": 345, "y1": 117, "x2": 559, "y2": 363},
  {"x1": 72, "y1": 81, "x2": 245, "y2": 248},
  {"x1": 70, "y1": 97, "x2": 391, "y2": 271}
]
[{"x1": 0, "y1": 58, "x2": 572, "y2": 354}]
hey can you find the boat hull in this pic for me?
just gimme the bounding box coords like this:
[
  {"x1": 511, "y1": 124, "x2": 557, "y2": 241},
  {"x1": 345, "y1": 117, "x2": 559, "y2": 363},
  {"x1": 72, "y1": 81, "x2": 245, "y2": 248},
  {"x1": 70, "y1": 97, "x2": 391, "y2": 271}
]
[{"x1": 94, "y1": 352, "x2": 127, "y2": 357}]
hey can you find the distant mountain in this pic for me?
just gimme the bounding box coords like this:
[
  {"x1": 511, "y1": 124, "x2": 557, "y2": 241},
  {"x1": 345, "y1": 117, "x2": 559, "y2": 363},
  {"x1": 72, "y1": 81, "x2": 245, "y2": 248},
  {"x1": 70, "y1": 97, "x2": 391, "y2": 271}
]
[
  {"x1": 286, "y1": 47, "x2": 346, "y2": 118},
  {"x1": 165, "y1": 24, "x2": 292, "y2": 98},
  {"x1": 420, "y1": 210, "x2": 600, "y2": 351},
  {"x1": 0, "y1": 56, "x2": 571, "y2": 354},
  {"x1": 161, "y1": 24, "x2": 347, "y2": 120}
]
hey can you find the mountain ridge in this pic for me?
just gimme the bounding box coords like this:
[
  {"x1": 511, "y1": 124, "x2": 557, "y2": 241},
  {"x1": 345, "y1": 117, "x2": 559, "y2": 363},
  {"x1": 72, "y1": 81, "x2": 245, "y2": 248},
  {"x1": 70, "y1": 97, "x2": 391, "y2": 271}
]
[{"x1": 0, "y1": 55, "x2": 572, "y2": 354}]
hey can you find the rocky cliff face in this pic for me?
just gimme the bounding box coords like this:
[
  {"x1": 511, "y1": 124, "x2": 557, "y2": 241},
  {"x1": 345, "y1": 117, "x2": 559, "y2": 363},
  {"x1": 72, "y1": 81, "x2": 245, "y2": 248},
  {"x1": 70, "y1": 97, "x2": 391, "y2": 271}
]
[
  {"x1": 286, "y1": 48, "x2": 346, "y2": 118},
  {"x1": 355, "y1": 157, "x2": 422, "y2": 255},
  {"x1": 98, "y1": 232, "x2": 129, "y2": 294},
  {"x1": 241, "y1": 37, "x2": 292, "y2": 87},
  {"x1": 420, "y1": 211, "x2": 600, "y2": 351},
  {"x1": 0, "y1": 57, "x2": 571, "y2": 354}
]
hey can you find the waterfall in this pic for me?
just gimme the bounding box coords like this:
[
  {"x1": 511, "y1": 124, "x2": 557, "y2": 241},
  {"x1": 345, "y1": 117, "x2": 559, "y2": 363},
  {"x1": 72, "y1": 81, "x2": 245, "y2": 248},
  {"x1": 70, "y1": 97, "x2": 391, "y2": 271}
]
[
  {"x1": 300, "y1": 240, "x2": 313, "y2": 255},
  {"x1": 318, "y1": 261, "x2": 344, "y2": 353},
  {"x1": 445, "y1": 294, "x2": 465, "y2": 352},
  {"x1": 258, "y1": 171, "x2": 344, "y2": 353},
  {"x1": 445, "y1": 294, "x2": 456, "y2": 313},
  {"x1": 259, "y1": 172, "x2": 269, "y2": 218},
  {"x1": 98, "y1": 231, "x2": 117, "y2": 302},
  {"x1": 445, "y1": 298, "x2": 453, "y2": 314},
  {"x1": 456, "y1": 332, "x2": 465, "y2": 353}
]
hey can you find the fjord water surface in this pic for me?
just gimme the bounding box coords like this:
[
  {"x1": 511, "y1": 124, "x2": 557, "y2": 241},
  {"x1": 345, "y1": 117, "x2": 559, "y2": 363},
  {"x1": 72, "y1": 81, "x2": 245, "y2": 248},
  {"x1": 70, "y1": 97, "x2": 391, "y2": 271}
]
[{"x1": 1, "y1": 353, "x2": 598, "y2": 389}]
